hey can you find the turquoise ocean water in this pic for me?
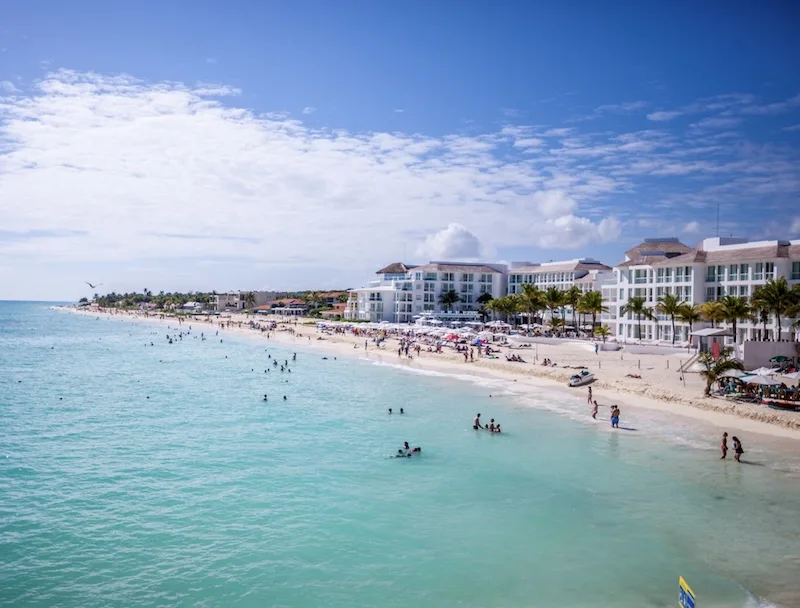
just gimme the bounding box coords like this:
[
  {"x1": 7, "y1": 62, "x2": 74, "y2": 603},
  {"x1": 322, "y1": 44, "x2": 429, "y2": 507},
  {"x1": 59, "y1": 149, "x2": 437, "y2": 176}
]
[{"x1": 2, "y1": 302, "x2": 799, "y2": 607}]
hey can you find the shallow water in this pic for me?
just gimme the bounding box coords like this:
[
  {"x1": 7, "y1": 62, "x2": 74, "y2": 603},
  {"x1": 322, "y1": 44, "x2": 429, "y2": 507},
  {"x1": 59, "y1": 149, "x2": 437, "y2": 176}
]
[{"x1": 1, "y1": 303, "x2": 798, "y2": 607}]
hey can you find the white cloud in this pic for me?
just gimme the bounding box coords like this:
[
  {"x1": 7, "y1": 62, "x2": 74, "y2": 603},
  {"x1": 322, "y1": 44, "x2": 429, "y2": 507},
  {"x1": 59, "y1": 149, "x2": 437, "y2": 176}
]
[
  {"x1": 693, "y1": 116, "x2": 742, "y2": 129},
  {"x1": 0, "y1": 69, "x2": 627, "y2": 297},
  {"x1": 0, "y1": 80, "x2": 20, "y2": 93},
  {"x1": 532, "y1": 215, "x2": 621, "y2": 249},
  {"x1": 791, "y1": 217, "x2": 800, "y2": 234},
  {"x1": 205, "y1": 57, "x2": 217, "y2": 64},
  {"x1": 784, "y1": 124, "x2": 800, "y2": 132},
  {"x1": 415, "y1": 224, "x2": 485, "y2": 259},
  {"x1": 302, "y1": 106, "x2": 316, "y2": 115},
  {"x1": 513, "y1": 137, "x2": 544, "y2": 148},
  {"x1": 647, "y1": 110, "x2": 682, "y2": 122},
  {"x1": 683, "y1": 220, "x2": 700, "y2": 233}
]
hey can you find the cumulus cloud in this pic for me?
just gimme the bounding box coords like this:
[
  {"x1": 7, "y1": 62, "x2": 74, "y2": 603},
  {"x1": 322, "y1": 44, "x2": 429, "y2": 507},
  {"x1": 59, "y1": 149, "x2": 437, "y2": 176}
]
[
  {"x1": 683, "y1": 220, "x2": 701, "y2": 233},
  {"x1": 302, "y1": 106, "x2": 316, "y2": 114},
  {"x1": 532, "y1": 216, "x2": 621, "y2": 249},
  {"x1": 415, "y1": 224, "x2": 485, "y2": 260},
  {"x1": 647, "y1": 110, "x2": 682, "y2": 122}
]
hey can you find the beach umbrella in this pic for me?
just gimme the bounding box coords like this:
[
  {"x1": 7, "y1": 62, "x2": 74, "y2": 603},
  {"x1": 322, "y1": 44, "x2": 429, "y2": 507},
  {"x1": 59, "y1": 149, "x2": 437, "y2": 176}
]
[
  {"x1": 746, "y1": 367, "x2": 780, "y2": 376},
  {"x1": 719, "y1": 370, "x2": 749, "y2": 379},
  {"x1": 770, "y1": 355, "x2": 791, "y2": 363},
  {"x1": 744, "y1": 375, "x2": 783, "y2": 386},
  {"x1": 445, "y1": 333, "x2": 459, "y2": 341},
  {"x1": 779, "y1": 371, "x2": 800, "y2": 380}
]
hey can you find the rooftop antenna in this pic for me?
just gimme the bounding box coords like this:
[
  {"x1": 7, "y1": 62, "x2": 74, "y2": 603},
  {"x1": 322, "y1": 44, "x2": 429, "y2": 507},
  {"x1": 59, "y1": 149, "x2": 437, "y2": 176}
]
[{"x1": 716, "y1": 203, "x2": 720, "y2": 237}]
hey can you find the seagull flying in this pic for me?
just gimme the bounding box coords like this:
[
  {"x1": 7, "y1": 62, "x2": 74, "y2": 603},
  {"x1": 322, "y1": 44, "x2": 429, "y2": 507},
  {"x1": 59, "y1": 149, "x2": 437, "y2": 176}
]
[{"x1": 85, "y1": 282, "x2": 103, "y2": 289}]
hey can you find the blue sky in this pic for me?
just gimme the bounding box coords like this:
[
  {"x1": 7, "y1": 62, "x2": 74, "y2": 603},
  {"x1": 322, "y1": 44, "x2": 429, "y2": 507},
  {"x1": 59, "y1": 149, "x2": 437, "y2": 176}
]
[{"x1": 1, "y1": 1, "x2": 799, "y2": 299}]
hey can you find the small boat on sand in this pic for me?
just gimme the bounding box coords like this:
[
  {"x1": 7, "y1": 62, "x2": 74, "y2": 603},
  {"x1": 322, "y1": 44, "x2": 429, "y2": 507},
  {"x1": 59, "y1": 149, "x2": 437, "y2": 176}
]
[{"x1": 568, "y1": 370, "x2": 594, "y2": 387}]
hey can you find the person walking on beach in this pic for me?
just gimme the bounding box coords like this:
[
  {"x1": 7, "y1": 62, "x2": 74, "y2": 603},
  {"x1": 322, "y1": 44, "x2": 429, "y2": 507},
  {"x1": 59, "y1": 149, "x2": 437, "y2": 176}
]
[
  {"x1": 732, "y1": 436, "x2": 744, "y2": 462},
  {"x1": 594, "y1": 343, "x2": 599, "y2": 355},
  {"x1": 610, "y1": 405, "x2": 620, "y2": 428},
  {"x1": 587, "y1": 386, "x2": 593, "y2": 404},
  {"x1": 591, "y1": 400, "x2": 598, "y2": 419},
  {"x1": 473, "y1": 413, "x2": 483, "y2": 430},
  {"x1": 720, "y1": 432, "x2": 728, "y2": 459}
]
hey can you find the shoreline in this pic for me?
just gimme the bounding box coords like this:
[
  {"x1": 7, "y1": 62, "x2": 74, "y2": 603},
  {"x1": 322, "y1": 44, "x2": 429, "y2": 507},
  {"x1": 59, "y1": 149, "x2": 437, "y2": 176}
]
[{"x1": 64, "y1": 307, "x2": 800, "y2": 445}]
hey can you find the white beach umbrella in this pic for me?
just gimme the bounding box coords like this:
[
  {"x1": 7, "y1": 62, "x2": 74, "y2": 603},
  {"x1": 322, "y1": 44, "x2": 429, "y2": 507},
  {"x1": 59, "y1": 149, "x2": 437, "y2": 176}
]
[
  {"x1": 719, "y1": 370, "x2": 749, "y2": 379},
  {"x1": 780, "y1": 371, "x2": 800, "y2": 380},
  {"x1": 744, "y1": 375, "x2": 783, "y2": 386},
  {"x1": 746, "y1": 367, "x2": 780, "y2": 376}
]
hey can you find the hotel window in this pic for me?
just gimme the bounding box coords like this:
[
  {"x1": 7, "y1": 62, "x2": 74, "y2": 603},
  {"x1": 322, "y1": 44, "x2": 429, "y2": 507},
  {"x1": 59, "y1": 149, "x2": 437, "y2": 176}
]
[
  {"x1": 753, "y1": 263, "x2": 763, "y2": 281},
  {"x1": 675, "y1": 266, "x2": 684, "y2": 282},
  {"x1": 461, "y1": 273, "x2": 473, "y2": 282},
  {"x1": 729, "y1": 264, "x2": 738, "y2": 281},
  {"x1": 462, "y1": 294, "x2": 473, "y2": 304},
  {"x1": 415, "y1": 294, "x2": 422, "y2": 300},
  {"x1": 706, "y1": 287, "x2": 716, "y2": 301},
  {"x1": 685, "y1": 286, "x2": 692, "y2": 300},
  {"x1": 656, "y1": 286, "x2": 664, "y2": 298},
  {"x1": 685, "y1": 266, "x2": 692, "y2": 280},
  {"x1": 664, "y1": 268, "x2": 673, "y2": 283},
  {"x1": 424, "y1": 272, "x2": 437, "y2": 281},
  {"x1": 739, "y1": 264, "x2": 748, "y2": 280},
  {"x1": 441, "y1": 272, "x2": 454, "y2": 281},
  {"x1": 739, "y1": 286, "x2": 749, "y2": 297},
  {"x1": 793, "y1": 262, "x2": 800, "y2": 281},
  {"x1": 656, "y1": 268, "x2": 664, "y2": 283},
  {"x1": 479, "y1": 284, "x2": 490, "y2": 294},
  {"x1": 765, "y1": 262, "x2": 775, "y2": 280},
  {"x1": 717, "y1": 265, "x2": 725, "y2": 281},
  {"x1": 706, "y1": 266, "x2": 717, "y2": 282},
  {"x1": 619, "y1": 289, "x2": 624, "y2": 300},
  {"x1": 424, "y1": 282, "x2": 434, "y2": 292}
]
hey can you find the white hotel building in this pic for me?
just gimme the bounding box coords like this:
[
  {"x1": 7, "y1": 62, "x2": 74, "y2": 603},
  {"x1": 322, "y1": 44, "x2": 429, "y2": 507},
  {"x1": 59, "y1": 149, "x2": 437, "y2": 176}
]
[
  {"x1": 507, "y1": 259, "x2": 613, "y2": 295},
  {"x1": 605, "y1": 237, "x2": 800, "y2": 344},
  {"x1": 345, "y1": 261, "x2": 507, "y2": 324}
]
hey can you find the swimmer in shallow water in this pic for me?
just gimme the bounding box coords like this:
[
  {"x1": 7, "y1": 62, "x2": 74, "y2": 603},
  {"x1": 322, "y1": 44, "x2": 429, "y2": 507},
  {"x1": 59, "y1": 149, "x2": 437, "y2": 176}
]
[{"x1": 263, "y1": 394, "x2": 268, "y2": 402}]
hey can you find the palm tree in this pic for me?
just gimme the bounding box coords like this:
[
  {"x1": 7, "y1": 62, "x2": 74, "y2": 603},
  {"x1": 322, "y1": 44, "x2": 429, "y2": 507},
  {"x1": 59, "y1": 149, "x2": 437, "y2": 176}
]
[
  {"x1": 544, "y1": 287, "x2": 564, "y2": 323},
  {"x1": 565, "y1": 286, "x2": 582, "y2": 332},
  {"x1": 621, "y1": 296, "x2": 654, "y2": 341},
  {"x1": 244, "y1": 291, "x2": 257, "y2": 309},
  {"x1": 519, "y1": 284, "x2": 544, "y2": 331},
  {"x1": 594, "y1": 324, "x2": 611, "y2": 343},
  {"x1": 337, "y1": 293, "x2": 349, "y2": 303},
  {"x1": 699, "y1": 301, "x2": 726, "y2": 328},
  {"x1": 655, "y1": 293, "x2": 682, "y2": 345},
  {"x1": 717, "y1": 295, "x2": 751, "y2": 344},
  {"x1": 477, "y1": 292, "x2": 494, "y2": 323},
  {"x1": 677, "y1": 303, "x2": 702, "y2": 336},
  {"x1": 548, "y1": 317, "x2": 566, "y2": 333},
  {"x1": 579, "y1": 290, "x2": 607, "y2": 333},
  {"x1": 438, "y1": 290, "x2": 460, "y2": 313},
  {"x1": 488, "y1": 295, "x2": 521, "y2": 324},
  {"x1": 697, "y1": 348, "x2": 744, "y2": 397},
  {"x1": 752, "y1": 277, "x2": 794, "y2": 341}
]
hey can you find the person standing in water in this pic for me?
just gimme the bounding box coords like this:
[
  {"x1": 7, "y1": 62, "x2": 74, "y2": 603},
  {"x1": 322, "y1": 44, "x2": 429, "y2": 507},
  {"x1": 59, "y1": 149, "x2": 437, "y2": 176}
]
[
  {"x1": 610, "y1": 405, "x2": 620, "y2": 428},
  {"x1": 732, "y1": 436, "x2": 744, "y2": 462},
  {"x1": 473, "y1": 413, "x2": 483, "y2": 430},
  {"x1": 591, "y1": 400, "x2": 598, "y2": 419},
  {"x1": 587, "y1": 386, "x2": 593, "y2": 404},
  {"x1": 720, "y1": 432, "x2": 728, "y2": 459}
]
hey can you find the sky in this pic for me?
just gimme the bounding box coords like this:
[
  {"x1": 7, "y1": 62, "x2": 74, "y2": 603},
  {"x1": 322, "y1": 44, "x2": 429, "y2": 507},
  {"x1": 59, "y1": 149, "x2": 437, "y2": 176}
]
[{"x1": 1, "y1": 0, "x2": 800, "y2": 301}]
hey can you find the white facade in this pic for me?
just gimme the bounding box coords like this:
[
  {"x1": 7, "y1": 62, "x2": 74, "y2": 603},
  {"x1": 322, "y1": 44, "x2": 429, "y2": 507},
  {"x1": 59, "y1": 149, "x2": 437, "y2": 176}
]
[
  {"x1": 606, "y1": 237, "x2": 800, "y2": 344},
  {"x1": 345, "y1": 261, "x2": 508, "y2": 323},
  {"x1": 507, "y1": 258, "x2": 612, "y2": 295}
]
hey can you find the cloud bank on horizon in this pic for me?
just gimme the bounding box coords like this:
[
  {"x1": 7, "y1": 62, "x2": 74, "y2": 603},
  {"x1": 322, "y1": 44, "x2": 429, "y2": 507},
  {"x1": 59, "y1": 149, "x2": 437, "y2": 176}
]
[{"x1": 1, "y1": 69, "x2": 799, "y2": 298}]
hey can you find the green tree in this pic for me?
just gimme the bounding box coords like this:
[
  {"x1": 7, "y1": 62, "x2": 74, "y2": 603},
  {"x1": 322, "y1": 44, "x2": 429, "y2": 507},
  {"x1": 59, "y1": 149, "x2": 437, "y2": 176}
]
[
  {"x1": 655, "y1": 293, "x2": 682, "y2": 345},
  {"x1": 718, "y1": 295, "x2": 751, "y2": 344},
  {"x1": 438, "y1": 290, "x2": 461, "y2": 313},
  {"x1": 621, "y1": 296, "x2": 654, "y2": 341},
  {"x1": 477, "y1": 292, "x2": 494, "y2": 322},
  {"x1": 548, "y1": 316, "x2": 566, "y2": 333},
  {"x1": 519, "y1": 284, "x2": 544, "y2": 331},
  {"x1": 594, "y1": 324, "x2": 611, "y2": 343},
  {"x1": 244, "y1": 291, "x2": 257, "y2": 309},
  {"x1": 699, "y1": 301, "x2": 726, "y2": 328},
  {"x1": 337, "y1": 293, "x2": 349, "y2": 303},
  {"x1": 697, "y1": 347, "x2": 744, "y2": 397},
  {"x1": 565, "y1": 286, "x2": 583, "y2": 331},
  {"x1": 544, "y1": 287, "x2": 564, "y2": 324},
  {"x1": 677, "y1": 303, "x2": 702, "y2": 336},
  {"x1": 752, "y1": 277, "x2": 794, "y2": 341},
  {"x1": 579, "y1": 290, "x2": 607, "y2": 334}
]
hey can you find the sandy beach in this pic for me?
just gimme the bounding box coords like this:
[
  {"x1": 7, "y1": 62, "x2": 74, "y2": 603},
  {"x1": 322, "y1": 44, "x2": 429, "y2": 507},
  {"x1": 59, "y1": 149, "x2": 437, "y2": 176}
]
[{"x1": 71, "y1": 307, "x2": 800, "y2": 442}]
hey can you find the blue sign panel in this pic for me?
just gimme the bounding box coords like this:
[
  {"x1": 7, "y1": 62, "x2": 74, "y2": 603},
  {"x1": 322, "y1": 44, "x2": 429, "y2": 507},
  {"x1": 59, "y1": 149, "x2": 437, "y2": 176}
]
[{"x1": 679, "y1": 576, "x2": 696, "y2": 608}]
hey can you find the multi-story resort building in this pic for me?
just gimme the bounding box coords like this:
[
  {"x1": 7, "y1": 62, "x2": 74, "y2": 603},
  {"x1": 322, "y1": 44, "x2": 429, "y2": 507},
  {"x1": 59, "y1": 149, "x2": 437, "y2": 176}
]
[
  {"x1": 606, "y1": 237, "x2": 800, "y2": 343},
  {"x1": 507, "y1": 259, "x2": 613, "y2": 296},
  {"x1": 212, "y1": 291, "x2": 276, "y2": 311},
  {"x1": 345, "y1": 261, "x2": 507, "y2": 323}
]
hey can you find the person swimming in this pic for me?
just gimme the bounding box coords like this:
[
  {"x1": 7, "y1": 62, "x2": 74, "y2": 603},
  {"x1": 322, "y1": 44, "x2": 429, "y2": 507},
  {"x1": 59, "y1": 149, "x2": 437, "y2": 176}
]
[
  {"x1": 263, "y1": 394, "x2": 268, "y2": 401},
  {"x1": 493, "y1": 424, "x2": 501, "y2": 433},
  {"x1": 400, "y1": 408, "x2": 404, "y2": 414},
  {"x1": 489, "y1": 418, "x2": 495, "y2": 431},
  {"x1": 388, "y1": 408, "x2": 392, "y2": 414},
  {"x1": 283, "y1": 396, "x2": 287, "y2": 401}
]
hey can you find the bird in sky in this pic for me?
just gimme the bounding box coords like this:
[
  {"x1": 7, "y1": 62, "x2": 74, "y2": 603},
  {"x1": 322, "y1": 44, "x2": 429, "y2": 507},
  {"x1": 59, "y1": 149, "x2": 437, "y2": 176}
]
[{"x1": 85, "y1": 282, "x2": 103, "y2": 289}]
